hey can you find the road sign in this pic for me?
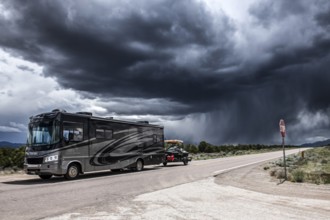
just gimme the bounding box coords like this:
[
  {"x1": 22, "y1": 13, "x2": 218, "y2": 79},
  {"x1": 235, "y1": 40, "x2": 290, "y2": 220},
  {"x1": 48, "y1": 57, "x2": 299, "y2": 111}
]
[{"x1": 279, "y1": 119, "x2": 286, "y2": 137}]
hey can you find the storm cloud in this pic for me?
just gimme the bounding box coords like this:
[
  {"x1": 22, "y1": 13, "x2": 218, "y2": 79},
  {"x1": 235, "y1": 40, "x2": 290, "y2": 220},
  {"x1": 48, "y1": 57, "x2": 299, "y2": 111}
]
[{"x1": 0, "y1": 0, "x2": 330, "y2": 144}]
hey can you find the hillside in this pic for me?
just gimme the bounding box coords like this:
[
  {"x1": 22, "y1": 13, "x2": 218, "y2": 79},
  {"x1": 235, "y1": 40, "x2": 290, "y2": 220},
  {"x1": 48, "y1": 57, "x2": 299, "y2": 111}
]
[
  {"x1": 0, "y1": 141, "x2": 25, "y2": 148},
  {"x1": 300, "y1": 139, "x2": 330, "y2": 147}
]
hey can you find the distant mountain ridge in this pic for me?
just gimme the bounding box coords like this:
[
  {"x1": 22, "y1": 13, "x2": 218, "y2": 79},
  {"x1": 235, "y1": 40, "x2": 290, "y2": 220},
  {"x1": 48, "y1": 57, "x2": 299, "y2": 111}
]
[
  {"x1": 300, "y1": 139, "x2": 330, "y2": 147},
  {"x1": 0, "y1": 141, "x2": 25, "y2": 148}
]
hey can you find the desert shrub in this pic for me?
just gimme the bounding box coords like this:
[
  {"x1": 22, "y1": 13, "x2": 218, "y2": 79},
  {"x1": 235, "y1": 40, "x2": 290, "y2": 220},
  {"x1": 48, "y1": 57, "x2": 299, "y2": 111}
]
[
  {"x1": 276, "y1": 169, "x2": 286, "y2": 179},
  {"x1": 321, "y1": 159, "x2": 328, "y2": 164},
  {"x1": 276, "y1": 161, "x2": 283, "y2": 167},
  {"x1": 295, "y1": 157, "x2": 307, "y2": 166},
  {"x1": 286, "y1": 157, "x2": 293, "y2": 162},
  {"x1": 321, "y1": 173, "x2": 330, "y2": 184},
  {"x1": 235, "y1": 151, "x2": 243, "y2": 155},
  {"x1": 263, "y1": 166, "x2": 270, "y2": 170},
  {"x1": 292, "y1": 169, "x2": 305, "y2": 182},
  {"x1": 305, "y1": 171, "x2": 330, "y2": 184},
  {"x1": 269, "y1": 169, "x2": 277, "y2": 177}
]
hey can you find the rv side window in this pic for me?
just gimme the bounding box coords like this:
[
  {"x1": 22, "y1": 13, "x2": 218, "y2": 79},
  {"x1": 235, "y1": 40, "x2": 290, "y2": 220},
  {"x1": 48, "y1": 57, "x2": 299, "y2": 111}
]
[
  {"x1": 96, "y1": 129, "x2": 113, "y2": 139},
  {"x1": 63, "y1": 122, "x2": 83, "y2": 142},
  {"x1": 96, "y1": 129, "x2": 105, "y2": 138},
  {"x1": 105, "y1": 129, "x2": 113, "y2": 139}
]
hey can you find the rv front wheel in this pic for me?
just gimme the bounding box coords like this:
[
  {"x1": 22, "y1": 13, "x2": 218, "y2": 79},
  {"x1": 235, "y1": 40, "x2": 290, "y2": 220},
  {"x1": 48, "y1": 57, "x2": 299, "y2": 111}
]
[
  {"x1": 65, "y1": 163, "x2": 80, "y2": 180},
  {"x1": 136, "y1": 159, "x2": 144, "y2": 171}
]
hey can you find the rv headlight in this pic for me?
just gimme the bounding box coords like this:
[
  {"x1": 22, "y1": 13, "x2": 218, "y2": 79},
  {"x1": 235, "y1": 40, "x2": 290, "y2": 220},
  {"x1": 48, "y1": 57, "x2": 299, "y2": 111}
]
[{"x1": 44, "y1": 155, "x2": 58, "y2": 162}]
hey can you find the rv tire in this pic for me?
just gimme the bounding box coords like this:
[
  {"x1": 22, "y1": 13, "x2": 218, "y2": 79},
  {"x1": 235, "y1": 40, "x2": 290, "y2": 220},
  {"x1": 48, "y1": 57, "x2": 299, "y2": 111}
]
[
  {"x1": 136, "y1": 159, "x2": 144, "y2": 171},
  {"x1": 64, "y1": 163, "x2": 80, "y2": 180}
]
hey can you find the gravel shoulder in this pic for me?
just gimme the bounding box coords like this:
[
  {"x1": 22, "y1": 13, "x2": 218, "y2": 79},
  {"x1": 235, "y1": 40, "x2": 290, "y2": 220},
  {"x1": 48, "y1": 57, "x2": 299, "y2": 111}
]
[{"x1": 214, "y1": 162, "x2": 330, "y2": 201}]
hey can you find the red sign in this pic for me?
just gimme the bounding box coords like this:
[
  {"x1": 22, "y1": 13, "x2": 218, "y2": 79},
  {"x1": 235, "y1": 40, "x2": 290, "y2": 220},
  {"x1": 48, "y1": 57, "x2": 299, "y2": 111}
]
[{"x1": 279, "y1": 119, "x2": 286, "y2": 137}]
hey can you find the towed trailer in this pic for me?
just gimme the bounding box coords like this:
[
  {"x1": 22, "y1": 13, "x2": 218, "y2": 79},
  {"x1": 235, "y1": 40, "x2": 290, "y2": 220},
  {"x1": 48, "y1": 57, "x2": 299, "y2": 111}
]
[
  {"x1": 163, "y1": 140, "x2": 192, "y2": 166},
  {"x1": 24, "y1": 109, "x2": 165, "y2": 180}
]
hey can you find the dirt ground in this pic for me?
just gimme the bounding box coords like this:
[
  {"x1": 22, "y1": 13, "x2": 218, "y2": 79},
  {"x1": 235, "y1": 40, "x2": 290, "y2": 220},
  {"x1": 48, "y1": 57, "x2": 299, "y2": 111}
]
[{"x1": 214, "y1": 163, "x2": 330, "y2": 201}]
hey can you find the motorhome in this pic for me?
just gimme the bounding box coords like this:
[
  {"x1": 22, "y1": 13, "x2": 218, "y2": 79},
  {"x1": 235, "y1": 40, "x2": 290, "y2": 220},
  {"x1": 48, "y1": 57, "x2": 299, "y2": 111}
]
[{"x1": 24, "y1": 109, "x2": 165, "y2": 180}]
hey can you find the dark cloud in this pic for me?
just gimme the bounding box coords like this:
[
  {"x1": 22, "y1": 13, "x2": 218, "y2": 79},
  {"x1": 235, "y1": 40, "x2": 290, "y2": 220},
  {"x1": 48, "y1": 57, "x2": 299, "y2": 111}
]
[
  {"x1": 315, "y1": 7, "x2": 330, "y2": 28},
  {"x1": 1, "y1": 0, "x2": 330, "y2": 144},
  {"x1": 0, "y1": 0, "x2": 234, "y2": 111},
  {"x1": 249, "y1": 0, "x2": 309, "y2": 28}
]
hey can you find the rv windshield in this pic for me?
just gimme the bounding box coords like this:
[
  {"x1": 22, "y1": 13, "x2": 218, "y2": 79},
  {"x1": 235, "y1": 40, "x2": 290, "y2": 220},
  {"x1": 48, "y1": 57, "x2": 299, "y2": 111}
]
[{"x1": 28, "y1": 122, "x2": 60, "y2": 146}]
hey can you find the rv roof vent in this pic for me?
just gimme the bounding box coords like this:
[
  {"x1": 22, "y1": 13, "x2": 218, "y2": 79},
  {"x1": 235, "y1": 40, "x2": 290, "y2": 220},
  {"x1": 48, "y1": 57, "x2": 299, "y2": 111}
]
[
  {"x1": 137, "y1": 121, "x2": 149, "y2": 124},
  {"x1": 76, "y1": 112, "x2": 93, "y2": 116},
  {"x1": 52, "y1": 109, "x2": 67, "y2": 113}
]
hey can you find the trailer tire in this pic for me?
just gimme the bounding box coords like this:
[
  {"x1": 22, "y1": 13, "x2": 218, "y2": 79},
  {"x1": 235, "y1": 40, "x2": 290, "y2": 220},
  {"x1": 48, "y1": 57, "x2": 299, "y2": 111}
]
[
  {"x1": 163, "y1": 162, "x2": 167, "y2": 166},
  {"x1": 183, "y1": 159, "x2": 188, "y2": 165},
  {"x1": 64, "y1": 163, "x2": 80, "y2": 180},
  {"x1": 39, "y1": 175, "x2": 52, "y2": 180},
  {"x1": 135, "y1": 159, "x2": 144, "y2": 172}
]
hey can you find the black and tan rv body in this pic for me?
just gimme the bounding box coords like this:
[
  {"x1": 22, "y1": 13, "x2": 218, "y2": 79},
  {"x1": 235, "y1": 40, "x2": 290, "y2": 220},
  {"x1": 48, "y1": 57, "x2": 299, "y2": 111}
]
[{"x1": 24, "y1": 109, "x2": 165, "y2": 179}]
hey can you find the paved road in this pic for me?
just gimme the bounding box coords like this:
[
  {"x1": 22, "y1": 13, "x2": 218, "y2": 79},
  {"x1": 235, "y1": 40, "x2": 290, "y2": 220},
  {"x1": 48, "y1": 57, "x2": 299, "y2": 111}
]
[{"x1": 0, "y1": 149, "x2": 304, "y2": 220}]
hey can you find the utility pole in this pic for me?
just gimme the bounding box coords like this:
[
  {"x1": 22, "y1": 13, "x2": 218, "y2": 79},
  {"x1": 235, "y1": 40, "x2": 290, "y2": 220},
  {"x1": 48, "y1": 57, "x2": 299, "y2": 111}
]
[{"x1": 282, "y1": 134, "x2": 287, "y2": 180}]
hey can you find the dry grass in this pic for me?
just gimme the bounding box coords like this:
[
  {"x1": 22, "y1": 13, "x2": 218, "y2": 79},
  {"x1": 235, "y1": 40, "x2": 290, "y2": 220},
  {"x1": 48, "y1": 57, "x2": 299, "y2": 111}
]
[{"x1": 268, "y1": 146, "x2": 330, "y2": 184}]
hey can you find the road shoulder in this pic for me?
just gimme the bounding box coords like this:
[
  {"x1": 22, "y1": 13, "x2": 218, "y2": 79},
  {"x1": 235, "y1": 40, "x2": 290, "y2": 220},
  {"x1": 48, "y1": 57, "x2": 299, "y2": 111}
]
[{"x1": 214, "y1": 162, "x2": 330, "y2": 201}]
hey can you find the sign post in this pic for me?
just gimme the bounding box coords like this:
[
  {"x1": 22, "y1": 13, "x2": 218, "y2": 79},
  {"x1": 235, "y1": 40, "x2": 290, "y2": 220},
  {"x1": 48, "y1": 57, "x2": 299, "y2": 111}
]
[{"x1": 279, "y1": 119, "x2": 287, "y2": 180}]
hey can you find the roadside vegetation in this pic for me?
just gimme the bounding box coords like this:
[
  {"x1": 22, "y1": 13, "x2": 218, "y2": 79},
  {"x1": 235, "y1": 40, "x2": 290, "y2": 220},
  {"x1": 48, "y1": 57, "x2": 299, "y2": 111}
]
[
  {"x1": 267, "y1": 146, "x2": 330, "y2": 184},
  {"x1": 0, "y1": 146, "x2": 25, "y2": 174},
  {"x1": 179, "y1": 141, "x2": 298, "y2": 160}
]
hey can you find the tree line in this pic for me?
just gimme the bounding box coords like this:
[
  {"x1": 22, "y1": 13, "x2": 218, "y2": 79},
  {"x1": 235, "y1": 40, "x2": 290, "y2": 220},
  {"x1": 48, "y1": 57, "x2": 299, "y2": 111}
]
[
  {"x1": 0, "y1": 146, "x2": 25, "y2": 169},
  {"x1": 181, "y1": 141, "x2": 298, "y2": 154}
]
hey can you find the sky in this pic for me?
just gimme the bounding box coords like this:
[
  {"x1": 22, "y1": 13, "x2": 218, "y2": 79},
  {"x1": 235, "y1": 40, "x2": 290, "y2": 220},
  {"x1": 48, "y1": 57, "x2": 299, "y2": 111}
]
[{"x1": 0, "y1": 0, "x2": 330, "y2": 145}]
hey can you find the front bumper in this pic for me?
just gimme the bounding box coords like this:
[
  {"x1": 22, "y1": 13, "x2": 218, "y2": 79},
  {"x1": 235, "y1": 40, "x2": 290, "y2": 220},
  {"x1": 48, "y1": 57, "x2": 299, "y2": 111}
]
[{"x1": 24, "y1": 163, "x2": 64, "y2": 175}]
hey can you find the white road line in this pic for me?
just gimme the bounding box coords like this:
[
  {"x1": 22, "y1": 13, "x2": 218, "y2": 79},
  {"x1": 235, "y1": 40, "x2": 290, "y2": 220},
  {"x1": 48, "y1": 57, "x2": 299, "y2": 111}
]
[{"x1": 212, "y1": 149, "x2": 305, "y2": 176}]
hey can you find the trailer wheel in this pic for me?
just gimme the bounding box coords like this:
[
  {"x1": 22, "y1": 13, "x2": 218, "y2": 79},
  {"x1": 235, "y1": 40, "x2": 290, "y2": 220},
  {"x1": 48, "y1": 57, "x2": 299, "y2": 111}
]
[
  {"x1": 163, "y1": 162, "x2": 167, "y2": 166},
  {"x1": 183, "y1": 159, "x2": 188, "y2": 165},
  {"x1": 135, "y1": 159, "x2": 144, "y2": 171},
  {"x1": 64, "y1": 163, "x2": 80, "y2": 180},
  {"x1": 39, "y1": 175, "x2": 52, "y2": 180}
]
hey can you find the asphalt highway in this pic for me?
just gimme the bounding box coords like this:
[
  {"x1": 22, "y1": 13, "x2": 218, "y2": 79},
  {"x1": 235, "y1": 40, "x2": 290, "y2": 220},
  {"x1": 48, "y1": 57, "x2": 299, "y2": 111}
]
[{"x1": 0, "y1": 148, "x2": 304, "y2": 220}]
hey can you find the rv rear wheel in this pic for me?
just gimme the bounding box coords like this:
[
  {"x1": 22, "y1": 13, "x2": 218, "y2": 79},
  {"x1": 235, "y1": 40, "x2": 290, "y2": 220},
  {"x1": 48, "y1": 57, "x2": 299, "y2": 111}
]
[
  {"x1": 39, "y1": 175, "x2": 52, "y2": 180},
  {"x1": 64, "y1": 163, "x2": 80, "y2": 180},
  {"x1": 136, "y1": 159, "x2": 144, "y2": 171}
]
